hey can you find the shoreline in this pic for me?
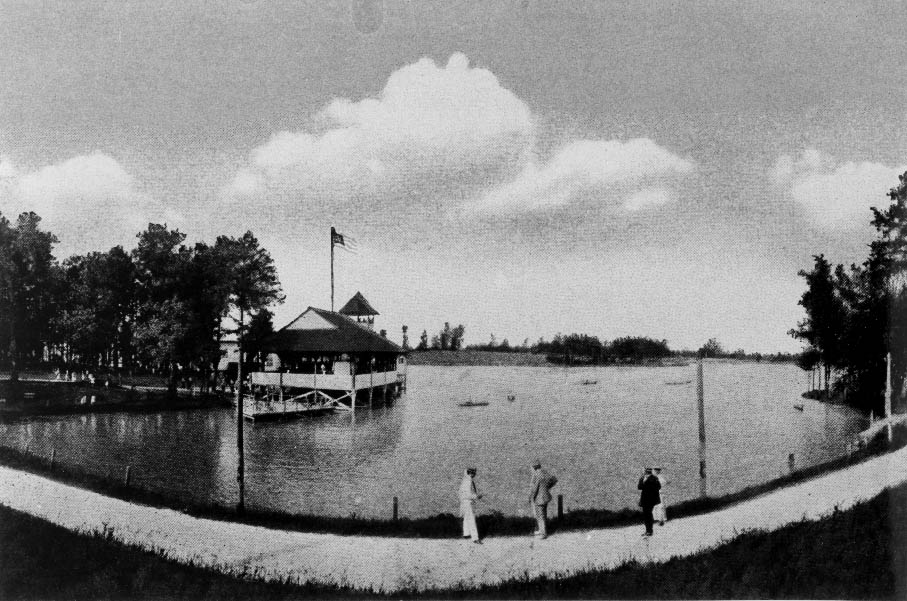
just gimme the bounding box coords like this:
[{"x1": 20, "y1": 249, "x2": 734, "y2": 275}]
[
  {"x1": 1, "y1": 443, "x2": 904, "y2": 593},
  {"x1": 0, "y1": 423, "x2": 900, "y2": 538}
]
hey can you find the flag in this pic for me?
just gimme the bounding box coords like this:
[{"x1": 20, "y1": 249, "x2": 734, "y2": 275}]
[{"x1": 331, "y1": 227, "x2": 359, "y2": 253}]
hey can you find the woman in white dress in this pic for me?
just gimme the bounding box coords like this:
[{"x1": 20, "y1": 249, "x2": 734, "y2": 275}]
[
  {"x1": 652, "y1": 467, "x2": 668, "y2": 525},
  {"x1": 458, "y1": 468, "x2": 483, "y2": 543}
]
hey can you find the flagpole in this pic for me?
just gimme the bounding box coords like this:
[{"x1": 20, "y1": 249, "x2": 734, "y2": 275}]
[{"x1": 330, "y1": 226, "x2": 335, "y2": 312}]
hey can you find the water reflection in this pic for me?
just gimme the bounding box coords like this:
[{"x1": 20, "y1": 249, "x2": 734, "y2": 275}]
[{"x1": 0, "y1": 363, "x2": 864, "y2": 518}]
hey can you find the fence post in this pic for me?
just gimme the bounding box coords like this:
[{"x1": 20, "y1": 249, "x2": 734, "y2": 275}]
[
  {"x1": 557, "y1": 494, "x2": 564, "y2": 519},
  {"x1": 393, "y1": 496, "x2": 399, "y2": 521},
  {"x1": 124, "y1": 465, "x2": 131, "y2": 487}
]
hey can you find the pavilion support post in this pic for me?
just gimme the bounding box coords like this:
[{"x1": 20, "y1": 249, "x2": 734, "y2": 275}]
[
  {"x1": 369, "y1": 360, "x2": 374, "y2": 408},
  {"x1": 314, "y1": 368, "x2": 318, "y2": 407},
  {"x1": 383, "y1": 370, "x2": 388, "y2": 403}
]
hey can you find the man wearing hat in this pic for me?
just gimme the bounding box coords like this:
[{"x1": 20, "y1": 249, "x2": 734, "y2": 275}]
[
  {"x1": 638, "y1": 467, "x2": 662, "y2": 536},
  {"x1": 528, "y1": 460, "x2": 558, "y2": 539},
  {"x1": 459, "y1": 467, "x2": 482, "y2": 543}
]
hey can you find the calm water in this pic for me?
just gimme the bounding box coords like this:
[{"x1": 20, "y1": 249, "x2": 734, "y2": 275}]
[{"x1": 0, "y1": 362, "x2": 865, "y2": 519}]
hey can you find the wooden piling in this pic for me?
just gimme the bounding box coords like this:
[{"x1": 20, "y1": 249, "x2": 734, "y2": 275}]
[
  {"x1": 124, "y1": 465, "x2": 131, "y2": 487},
  {"x1": 788, "y1": 453, "x2": 795, "y2": 473},
  {"x1": 49, "y1": 448, "x2": 55, "y2": 471},
  {"x1": 697, "y1": 359, "x2": 707, "y2": 497},
  {"x1": 885, "y1": 352, "x2": 893, "y2": 444},
  {"x1": 557, "y1": 494, "x2": 564, "y2": 519},
  {"x1": 393, "y1": 496, "x2": 399, "y2": 521}
]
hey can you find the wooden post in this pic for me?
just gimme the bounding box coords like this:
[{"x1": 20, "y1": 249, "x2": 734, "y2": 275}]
[
  {"x1": 369, "y1": 358, "x2": 374, "y2": 407},
  {"x1": 49, "y1": 448, "x2": 55, "y2": 471},
  {"x1": 124, "y1": 465, "x2": 131, "y2": 486},
  {"x1": 393, "y1": 496, "x2": 399, "y2": 520},
  {"x1": 697, "y1": 359, "x2": 707, "y2": 497},
  {"x1": 314, "y1": 367, "x2": 318, "y2": 406},
  {"x1": 351, "y1": 361, "x2": 356, "y2": 414},
  {"x1": 788, "y1": 453, "x2": 795, "y2": 473},
  {"x1": 885, "y1": 352, "x2": 893, "y2": 444},
  {"x1": 557, "y1": 494, "x2": 564, "y2": 519},
  {"x1": 383, "y1": 369, "x2": 387, "y2": 403}
]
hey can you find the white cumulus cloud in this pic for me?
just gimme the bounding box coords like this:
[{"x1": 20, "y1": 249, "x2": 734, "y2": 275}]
[
  {"x1": 467, "y1": 138, "x2": 695, "y2": 214},
  {"x1": 226, "y1": 52, "x2": 534, "y2": 202},
  {"x1": 0, "y1": 152, "x2": 153, "y2": 254},
  {"x1": 771, "y1": 148, "x2": 905, "y2": 231},
  {"x1": 226, "y1": 54, "x2": 693, "y2": 218}
]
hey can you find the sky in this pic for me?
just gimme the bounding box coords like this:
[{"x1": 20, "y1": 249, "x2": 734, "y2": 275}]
[{"x1": 1, "y1": 0, "x2": 905, "y2": 353}]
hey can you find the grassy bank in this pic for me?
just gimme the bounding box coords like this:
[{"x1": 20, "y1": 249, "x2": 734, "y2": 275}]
[
  {"x1": 406, "y1": 350, "x2": 698, "y2": 367},
  {"x1": 1, "y1": 479, "x2": 904, "y2": 599},
  {"x1": 0, "y1": 423, "x2": 902, "y2": 539}
]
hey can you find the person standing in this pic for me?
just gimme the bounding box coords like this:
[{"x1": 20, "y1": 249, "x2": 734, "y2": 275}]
[
  {"x1": 528, "y1": 460, "x2": 558, "y2": 539},
  {"x1": 459, "y1": 468, "x2": 482, "y2": 543},
  {"x1": 638, "y1": 467, "x2": 662, "y2": 536},
  {"x1": 652, "y1": 467, "x2": 668, "y2": 526}
]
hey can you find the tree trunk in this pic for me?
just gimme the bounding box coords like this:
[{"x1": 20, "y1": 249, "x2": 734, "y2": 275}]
[{"x1": 235, "y1": 306, "x2": 245, "y2": 514}]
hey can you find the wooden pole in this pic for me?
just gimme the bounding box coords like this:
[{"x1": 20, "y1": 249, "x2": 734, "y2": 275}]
[
  {"x1": 885, "y1": 352, "x2": 893, "y2": 444},
  {"x1": 351, "y1": 360, "x2": 356, "y2": 414},
  {"x1": 369, "y1": 358, "x2": 374, "y2": 407},
  {"x1": 314, "y1": 365, "x2": 318, "y2": 406},
  {"x1": 330, "y1": 227, "x2": 335, "y2": 312},
  {"x1": 124, "y1": 465, "x2": 131, "y2": 486},
  {"x1": 697, "y1": 359, "x2": 707, "y2": 497},
  {"x1": 236, "y1": 306, "x2": 245, "y2": 514},
  {"x1": 393, "y1": 496, "x2": 399, "y2": 520},
  {"x1": 557, "y1": 494, "x2": 564, "y2": 519}
]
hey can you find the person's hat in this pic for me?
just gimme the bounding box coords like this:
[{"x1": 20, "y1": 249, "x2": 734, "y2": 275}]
[
  {"x1": 644, "y1": 467, "x2": 653, "y2": 473},
  {"x1": 532, "y1": 460, "x2": 542, "y2": 468},
  {"x1": 466, "y1": 467, "x2": 477, "y2": 476}
]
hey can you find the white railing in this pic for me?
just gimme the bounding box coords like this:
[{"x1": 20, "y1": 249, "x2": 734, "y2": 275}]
[{"x1": 249, "y1": 370, "x2": 400, "y2": 391}]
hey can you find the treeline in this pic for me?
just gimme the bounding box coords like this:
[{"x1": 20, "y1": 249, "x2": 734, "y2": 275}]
[
  {"x1": 0, "y1": 214, "x2": 283, "y2": 391},
  {"x1": 790, "y1": 170, "x2": 907, "y2": 413}
]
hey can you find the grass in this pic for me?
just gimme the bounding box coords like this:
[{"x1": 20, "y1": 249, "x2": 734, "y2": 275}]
[
  {"x1": 0, "y1": 423, "x2": 903, "y2": 540},
  {"x1": 1, "y1": 479, "x2": 904, "y2": 599}
]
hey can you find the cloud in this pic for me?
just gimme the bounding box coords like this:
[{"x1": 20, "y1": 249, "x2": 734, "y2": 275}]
[
  {"x1": 225, "y1": 52, "x2": 534, "y2": 202},
  {"x1": 0, "y1": 152, "x2": 154, "y2": 254},
  {"x1": 772, "y1": 148, "x2": 905, "y2": 231},
  {"x1": 226, "y1": 53, "x2": 693, "y2": 218},
  {"x1": 467, "y1": 138, "x2": 695, "y2": 214}
]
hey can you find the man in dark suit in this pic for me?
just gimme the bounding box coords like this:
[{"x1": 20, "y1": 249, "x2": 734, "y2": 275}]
[
  {"x1": 528, "y1": 460, "x2": 558, "y2": 539},
  {"x1": 638, "y1": 467, "x2": 662, "y2": 536}
]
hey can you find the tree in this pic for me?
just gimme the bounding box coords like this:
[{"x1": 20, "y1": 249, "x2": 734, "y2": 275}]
[
  {"x1": 131, "y1": 224, "x2": 192, "y2": 391},
  {"x1": 214, "y1": 231, "x2": 283, "y2": 514},
  {"x1": 417, "y1": 329, "x2": 428, "y2": 350},
  {"x1": 0, "y1": 212, "x2": 58, "y2": 383},
  {"x1": 698, "y1": 338, "x2": 723, "y2": 358},
  {"x1": 789, "y1": 255, "x2": 845, "y2": 390},
  {"x1": 439, "y1": 322, "x2": 451, "y2": 350},
  {"x1": 401, "y1": 325, "x2": 409, "y2": 350},
  {"x1": 450, "y1": 324, "x2": 465, "y2": 350}
]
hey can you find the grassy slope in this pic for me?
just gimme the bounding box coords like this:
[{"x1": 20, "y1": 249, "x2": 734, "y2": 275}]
[{"x1": 1, "y1": 482, "x2": 904, "y2": 600}]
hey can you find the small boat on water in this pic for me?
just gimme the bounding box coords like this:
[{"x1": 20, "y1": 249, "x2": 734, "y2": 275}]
[
  {"x1": 506, "y1": 394, "x2": 516, "y2": 402},
  {"x1": 459, "y1": 400, "x2": 490, "y2": 407},
  {"x1": 580, "y1": 380, "x2": 597, "y2": 386},
  {"x1": 793, "y1": 404, "x2": 805, "y2": 411},
  {"x1": 665, "y1": 380, "x2": 692, "y2": 386}
]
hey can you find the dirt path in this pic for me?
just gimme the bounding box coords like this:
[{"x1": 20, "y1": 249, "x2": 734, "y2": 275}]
[{"x1": 1, "y1": 447, "x2": 905, "y2": 593}]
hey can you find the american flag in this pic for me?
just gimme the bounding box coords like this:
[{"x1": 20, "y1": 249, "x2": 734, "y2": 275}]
[{"x1": 331, "y1": 227, "x2": 358, "y2": 253}]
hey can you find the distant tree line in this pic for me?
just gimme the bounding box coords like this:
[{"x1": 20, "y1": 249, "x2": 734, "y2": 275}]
[
  {"x1": 790, "y1": 170, "x2": 907, "y2": 413},
  {"x1": 0, "y1": 213, "x2": 283, "y2": 392}
]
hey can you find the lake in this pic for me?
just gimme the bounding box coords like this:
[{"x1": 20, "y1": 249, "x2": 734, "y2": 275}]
[{"x1": 0, "y1": 361, "x2": 866, "y2": 519}]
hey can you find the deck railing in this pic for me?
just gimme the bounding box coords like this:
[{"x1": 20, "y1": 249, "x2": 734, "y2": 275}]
[{"x1": 249, "y1": 370, "x2": 399, "y2": 391}]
